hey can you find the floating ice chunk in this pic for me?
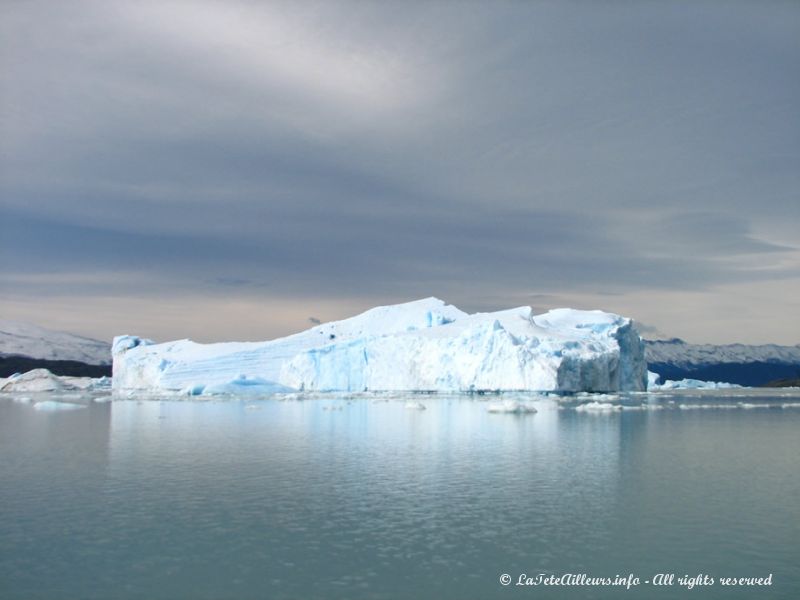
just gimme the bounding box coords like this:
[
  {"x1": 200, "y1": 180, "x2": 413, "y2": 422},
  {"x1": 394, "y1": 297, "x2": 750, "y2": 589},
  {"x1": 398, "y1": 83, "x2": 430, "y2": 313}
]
[
  {"x1": 591, "y1": 393, "x2": 619, "y2": 401},
  {"x1": 404, "y1": 401, "x2": 427, "y2": 410},
  {"x1": 0, "y1": 369, "x2": 75, "y2": 392},
  {"x1": 486, "y1": 400, "x2": 537, "y2": 414},
  {"x1": 33, "y1": 401, "x2": 87, "y2": 411},
  {"x1": 575, "y1": 401, "x2": 621, "y2": 412},
  {"x1": 652, "y1": 378, "x2": 742, "y2": 390},
  {"x1": 0, "y1": 369, "x2": 106, "y2": 393},
  {"x1": 678, "y1": 403, "x2": 738, "y2": 410},
  {"x1": 93, "y1": 396, "x2": 113, "y2": 403}
]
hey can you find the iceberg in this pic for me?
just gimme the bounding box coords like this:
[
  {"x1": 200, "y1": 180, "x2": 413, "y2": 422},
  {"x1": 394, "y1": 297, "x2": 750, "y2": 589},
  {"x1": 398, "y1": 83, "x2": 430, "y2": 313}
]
[
  {"x1": 112, "y1": 297, "x2": 648, "y2": 395},
  {"x1": 0, "y1": 369, "x2": 112, "y2": 393},
  {"x1": 0, "y1": 368, "x2": 75, "y2": 392},
  {"x1": 651, "y1": 378, "x2": 743, "y2": 390}
]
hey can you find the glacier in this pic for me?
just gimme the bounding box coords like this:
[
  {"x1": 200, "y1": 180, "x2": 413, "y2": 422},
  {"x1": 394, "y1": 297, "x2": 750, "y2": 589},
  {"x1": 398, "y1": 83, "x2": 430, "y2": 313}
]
[{"x1": 112, "y1": 297, "x2": 648, "y2": 395}]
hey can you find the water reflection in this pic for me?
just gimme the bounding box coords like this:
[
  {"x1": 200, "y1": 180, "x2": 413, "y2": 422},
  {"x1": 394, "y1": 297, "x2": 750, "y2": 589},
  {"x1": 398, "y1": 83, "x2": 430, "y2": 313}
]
[{"x1": 1, "y1": 393, "x2": 798, "y2": 599}]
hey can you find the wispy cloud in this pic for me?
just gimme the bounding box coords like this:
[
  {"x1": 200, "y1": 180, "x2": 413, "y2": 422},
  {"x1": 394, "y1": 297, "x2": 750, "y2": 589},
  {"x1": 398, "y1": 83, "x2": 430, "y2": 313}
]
[{"x1": 1, "y1": 0, "x2": 798, "y2": 343}]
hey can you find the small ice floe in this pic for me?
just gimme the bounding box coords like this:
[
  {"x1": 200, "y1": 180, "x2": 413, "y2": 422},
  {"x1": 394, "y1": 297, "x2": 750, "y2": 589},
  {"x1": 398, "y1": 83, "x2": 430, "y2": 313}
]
[
  {"x1": 575, "y1": 392, "x2": 619, "y2": 401},
  {"x1": 678, "y1": 403, "x2": 737, "y2": 410},
  {"x1": 92, "y1": 396, "x2": 113, "y2": 403},
  {"x1": 33, "y1": 401, "x2": 87, "y2": 411},
  {"x1": 575, "y1": 402, "x2": 621, "y2": 412},
  {"x1": 781, "y1": 402, "x2": 800, "y2": 409},
  {"x1": 322, "y1": 405, "x2": 343, "y2": 411},
  {"x1": 404, "y1": 401, "x2": 427, "y2": 410},
  {"x1": 486, "y1": 400, "x2": 537, "y2": 414},
  {"x1": 244, "y1": 404, "x2": 262, "y2": 411},
  {"x1": 12, "y1": 396, "x2": 33, "y2": 404}
]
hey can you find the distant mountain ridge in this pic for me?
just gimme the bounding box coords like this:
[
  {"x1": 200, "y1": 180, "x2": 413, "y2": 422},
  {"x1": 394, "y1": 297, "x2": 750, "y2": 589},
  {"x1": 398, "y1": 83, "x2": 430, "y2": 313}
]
[
  {"x1": 0, "y1": 320, "x2": 111, "y2": 365},
  {"x1": 645, "y1": 339, "x2": 800, "y2": 386}
]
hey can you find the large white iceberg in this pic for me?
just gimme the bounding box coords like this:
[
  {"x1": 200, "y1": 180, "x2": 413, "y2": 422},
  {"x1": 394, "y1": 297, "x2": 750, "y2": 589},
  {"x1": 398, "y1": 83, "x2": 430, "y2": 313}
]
[{"x1": 112, "y1": 297, "x2": 647, "y2": 394}]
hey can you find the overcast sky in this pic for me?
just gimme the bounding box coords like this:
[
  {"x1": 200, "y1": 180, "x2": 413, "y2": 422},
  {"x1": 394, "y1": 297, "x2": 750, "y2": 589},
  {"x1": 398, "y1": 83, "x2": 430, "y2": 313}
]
[{"x1": 1, "y1": 0, "x2": 798, "y2": 345}]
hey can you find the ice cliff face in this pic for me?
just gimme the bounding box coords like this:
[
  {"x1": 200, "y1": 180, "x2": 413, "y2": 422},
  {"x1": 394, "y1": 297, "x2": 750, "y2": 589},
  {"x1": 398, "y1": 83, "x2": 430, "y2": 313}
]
[{"x1": 112, "y1": 298, "x2": 647, "y2": 394}]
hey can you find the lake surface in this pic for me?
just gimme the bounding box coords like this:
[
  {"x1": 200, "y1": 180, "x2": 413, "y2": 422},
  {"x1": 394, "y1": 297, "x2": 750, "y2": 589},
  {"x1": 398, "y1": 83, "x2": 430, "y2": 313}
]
[{"x1": 1, "y1": 390, "x2": 799, "y2": 599}]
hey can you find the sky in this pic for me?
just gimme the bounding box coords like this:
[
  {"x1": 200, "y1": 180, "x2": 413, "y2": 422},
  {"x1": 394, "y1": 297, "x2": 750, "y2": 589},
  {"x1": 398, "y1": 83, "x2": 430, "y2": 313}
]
[{"x1": 1, "y1": 0, "x2": 798, "y2": 345}]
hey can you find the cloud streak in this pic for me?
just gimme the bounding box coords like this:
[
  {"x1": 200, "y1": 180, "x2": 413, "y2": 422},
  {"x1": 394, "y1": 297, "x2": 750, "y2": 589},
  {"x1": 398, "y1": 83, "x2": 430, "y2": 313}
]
[{"x1": 1, "y1": 0, "x2": 798, "y2": 344}]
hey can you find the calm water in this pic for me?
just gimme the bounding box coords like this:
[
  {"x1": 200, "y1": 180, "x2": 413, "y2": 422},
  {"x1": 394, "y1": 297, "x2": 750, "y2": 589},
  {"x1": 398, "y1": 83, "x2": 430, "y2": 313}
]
[{"x1": 1, "y1": 391, "x2": 799, "y2": 599}]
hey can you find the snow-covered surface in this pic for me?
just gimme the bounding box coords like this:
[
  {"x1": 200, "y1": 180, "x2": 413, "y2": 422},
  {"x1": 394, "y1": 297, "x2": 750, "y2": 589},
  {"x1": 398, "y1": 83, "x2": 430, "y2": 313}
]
[
  {"x1": 645, "y1": 339, "x2": 800, "y2": 367},
  {"x1": 112, "y1": 297, "x2": 647, "y2": 394},
  {"x1": 0, "y1": 320, "x2": 111, "y2": 364},
  {"x1": 651, "y1": 378, "x2": 742, "y2": 390}
]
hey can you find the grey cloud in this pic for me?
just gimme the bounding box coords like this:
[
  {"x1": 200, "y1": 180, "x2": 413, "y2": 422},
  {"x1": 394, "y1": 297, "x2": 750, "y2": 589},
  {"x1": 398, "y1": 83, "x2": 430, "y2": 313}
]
[{"x1": 1, "y1": 0, "x2": 799, "y2": 342}]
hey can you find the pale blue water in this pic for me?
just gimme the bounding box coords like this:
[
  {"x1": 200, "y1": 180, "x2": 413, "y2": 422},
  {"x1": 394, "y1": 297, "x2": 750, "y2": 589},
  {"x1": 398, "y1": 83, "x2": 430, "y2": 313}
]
[{"x1": 1, "y1": 391, "x2": 799, "y2": 599}]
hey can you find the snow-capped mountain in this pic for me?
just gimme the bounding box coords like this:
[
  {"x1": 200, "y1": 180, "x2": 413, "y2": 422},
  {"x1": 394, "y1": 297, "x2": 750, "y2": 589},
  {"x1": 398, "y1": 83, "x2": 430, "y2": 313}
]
[
  {"x1": 646, "y1": 339, "x2": 800, "y2": 367},
  {"x1": 645, "y1": 339, "x2": 800, "y2": 386},
  {"x1": 0, "y1": 320, "x2": 111, "y2": 365}
]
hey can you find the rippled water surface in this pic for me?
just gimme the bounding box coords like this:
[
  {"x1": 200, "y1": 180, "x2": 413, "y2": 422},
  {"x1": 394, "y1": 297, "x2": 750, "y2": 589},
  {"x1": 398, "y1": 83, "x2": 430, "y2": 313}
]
[{"x1": 1, "y1": 390, "x2": 799, "y2": 599}]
